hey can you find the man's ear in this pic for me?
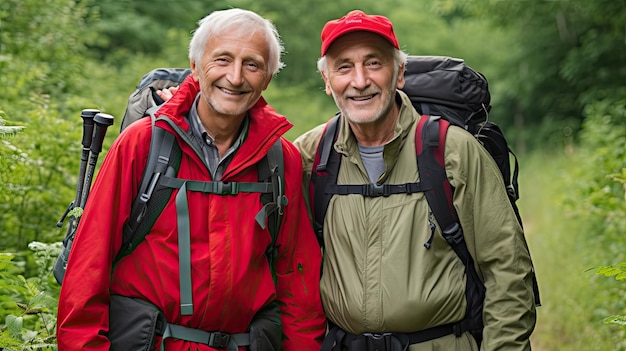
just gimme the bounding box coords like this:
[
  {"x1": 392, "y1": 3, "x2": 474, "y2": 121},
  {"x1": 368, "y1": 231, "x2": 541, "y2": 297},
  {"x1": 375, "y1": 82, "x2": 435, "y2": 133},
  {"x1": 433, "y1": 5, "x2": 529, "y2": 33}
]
[
  {"x1": 190, "y1": 60, "x2": 199, "y2": 81},
  {"x1": 321, "y1": 71, "x2": 332, "y2": 96},
  {"x1": 396, "y1": 62, "x2": 405, "y2": 90}
]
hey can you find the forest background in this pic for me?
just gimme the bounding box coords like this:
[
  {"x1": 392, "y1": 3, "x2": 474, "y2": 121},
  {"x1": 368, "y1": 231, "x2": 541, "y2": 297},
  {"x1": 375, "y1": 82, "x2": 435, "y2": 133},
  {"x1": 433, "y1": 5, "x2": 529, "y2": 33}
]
[{"x1": 0, "y1": 0, "x2": 625, "y2": 350}]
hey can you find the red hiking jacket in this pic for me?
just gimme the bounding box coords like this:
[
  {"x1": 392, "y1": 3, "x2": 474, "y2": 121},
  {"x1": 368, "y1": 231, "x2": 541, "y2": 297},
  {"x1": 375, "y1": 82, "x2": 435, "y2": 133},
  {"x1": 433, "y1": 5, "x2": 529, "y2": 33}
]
[{"x1": 57, "y1": 76, "x2": 326, "y2": 350}]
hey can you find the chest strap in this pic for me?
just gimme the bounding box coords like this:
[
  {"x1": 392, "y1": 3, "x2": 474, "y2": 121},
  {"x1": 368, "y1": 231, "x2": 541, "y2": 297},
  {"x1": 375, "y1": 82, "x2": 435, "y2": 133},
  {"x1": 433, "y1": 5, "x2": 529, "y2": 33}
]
[
  {"x1": 325, "y1": 182, "x2": 427, "y2": 197},
  {"x1": 160, "y1": 323, "x2": 250, "y2": 351}
]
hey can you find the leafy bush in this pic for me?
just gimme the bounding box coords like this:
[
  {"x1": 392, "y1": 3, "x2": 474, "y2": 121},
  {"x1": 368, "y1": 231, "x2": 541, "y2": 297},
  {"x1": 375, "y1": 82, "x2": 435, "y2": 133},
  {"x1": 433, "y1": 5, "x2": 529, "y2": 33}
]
[
  {"x1": 0, "y1": 242, "x2": 61, "y2": 350},
  {"x1": 572, "y1": 93, "x2": 626, "y2": 347},
  {"x1": 568, "y1": 94, "x2": 626, "y2": 258}
]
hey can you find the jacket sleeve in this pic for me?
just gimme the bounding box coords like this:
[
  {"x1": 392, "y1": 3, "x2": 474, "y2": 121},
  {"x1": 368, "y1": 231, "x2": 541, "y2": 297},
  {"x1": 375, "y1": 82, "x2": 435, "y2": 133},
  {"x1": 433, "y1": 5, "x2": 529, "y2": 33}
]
[
  {"x1": 56, "y1": 125, "x2": 147, "y2": 351},
  {"x1": 293, "y1": 123, "x2": 325, "y2": 190},
  {"x1": 272, "y1": 140, "x2": 326, "y2": 351},
  {"x1": 445, "y1": 127, "x2": 536, "y2": 350}
]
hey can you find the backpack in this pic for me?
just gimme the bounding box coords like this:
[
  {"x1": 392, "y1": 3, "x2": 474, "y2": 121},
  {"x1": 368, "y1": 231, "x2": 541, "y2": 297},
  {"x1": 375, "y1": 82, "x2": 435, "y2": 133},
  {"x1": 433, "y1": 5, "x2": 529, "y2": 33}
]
[
  {"x1": 120, "y1": 67, "x2": 192, "y2": 131},
  {"x1": 311, "y1": 55, "x2": 540, "y2": 346},
  {"x1": 54, "y1": 68, "x2": 286, "y2": 288}
]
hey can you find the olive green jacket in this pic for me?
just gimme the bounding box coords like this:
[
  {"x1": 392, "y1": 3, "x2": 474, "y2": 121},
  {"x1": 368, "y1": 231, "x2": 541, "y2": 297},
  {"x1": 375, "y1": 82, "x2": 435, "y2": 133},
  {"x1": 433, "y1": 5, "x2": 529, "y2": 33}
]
[{"x1": 294, "y1": 91, "x2": 536, "y2": 351}]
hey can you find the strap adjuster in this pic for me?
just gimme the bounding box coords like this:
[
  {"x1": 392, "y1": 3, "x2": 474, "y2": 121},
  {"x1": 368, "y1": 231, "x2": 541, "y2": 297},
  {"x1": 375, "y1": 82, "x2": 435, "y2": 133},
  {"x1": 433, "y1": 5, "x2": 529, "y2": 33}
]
[
  {"x1": 363, "y1": 332, "x2": 392, "y2": 350},
  {"x1": 216, "y1": 182, "x2": 238, "y2": 195},
  {"x1": 366, "y1": 184, "x2": 388, "y2": 197},
  {"x1": 208, "y1": 332, "x2": 230, "y2": 348}
]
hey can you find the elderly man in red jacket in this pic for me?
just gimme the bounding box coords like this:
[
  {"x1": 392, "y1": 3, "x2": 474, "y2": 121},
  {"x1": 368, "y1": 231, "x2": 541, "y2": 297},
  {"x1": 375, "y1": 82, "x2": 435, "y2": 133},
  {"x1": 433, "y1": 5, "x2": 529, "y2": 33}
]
[{"x1": 56, "y1": 8, "x2": 326, "y2": 351}]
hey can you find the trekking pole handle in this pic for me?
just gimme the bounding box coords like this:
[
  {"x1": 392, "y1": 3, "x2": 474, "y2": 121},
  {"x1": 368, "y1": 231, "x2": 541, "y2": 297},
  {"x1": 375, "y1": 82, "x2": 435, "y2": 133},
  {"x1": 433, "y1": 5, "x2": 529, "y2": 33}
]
[
  {"x1": 74, "y1": 109, "x2": 100, "y2": 207},
  {"x1": 81, "y1": 109, "x2": 99, "y2": 149},
  {"x1": 79, "y1": 113, "x2": 114, "y2": 208},
  {"x1": 90, "y1": 113, "x2": 115, "y2": 154}
]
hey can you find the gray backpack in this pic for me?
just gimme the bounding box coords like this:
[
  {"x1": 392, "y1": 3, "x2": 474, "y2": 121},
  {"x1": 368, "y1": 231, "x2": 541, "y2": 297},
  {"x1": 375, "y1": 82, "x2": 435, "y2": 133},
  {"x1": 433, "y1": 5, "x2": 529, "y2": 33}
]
[{"x1": 120, "y1": 68, "x2": 192, "y2": 131}]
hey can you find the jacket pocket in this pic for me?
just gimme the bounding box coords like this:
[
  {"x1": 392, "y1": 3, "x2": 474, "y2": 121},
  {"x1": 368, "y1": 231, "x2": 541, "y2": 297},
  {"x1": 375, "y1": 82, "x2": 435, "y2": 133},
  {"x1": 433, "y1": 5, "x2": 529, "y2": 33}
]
[{"x1": 108, "y1": 295, "x2": 165, "y2": 351}]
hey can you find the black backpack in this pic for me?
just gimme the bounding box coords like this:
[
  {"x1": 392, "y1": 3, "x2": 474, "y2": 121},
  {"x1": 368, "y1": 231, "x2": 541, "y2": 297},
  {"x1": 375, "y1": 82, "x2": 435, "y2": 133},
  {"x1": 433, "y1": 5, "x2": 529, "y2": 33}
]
[
  {"x1": 311, "y1": 56, "x2": 540, "y2": 346},
  {"x1": 54, "y1": 68, "x2": 286, "y2": 286}
]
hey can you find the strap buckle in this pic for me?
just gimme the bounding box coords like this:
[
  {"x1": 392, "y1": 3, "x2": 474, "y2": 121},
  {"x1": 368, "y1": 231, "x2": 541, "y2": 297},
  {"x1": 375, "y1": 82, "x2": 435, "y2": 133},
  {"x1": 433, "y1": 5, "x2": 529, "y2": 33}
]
[
  {"x1": 363, "y1": 332, "x2": 393, "y2": 351},
  {"x1": 366, "y1": 184, "x2": 388, "y2": 197},
  {"x1": 216, "y1": 182, "x2": 238, "y2": 195},
  {"x1": 208, "y1": 331, "x2": 231, "y2": 349},
  {"x1": 441, "y1": 222, "x2": 463, "y2": 245}
]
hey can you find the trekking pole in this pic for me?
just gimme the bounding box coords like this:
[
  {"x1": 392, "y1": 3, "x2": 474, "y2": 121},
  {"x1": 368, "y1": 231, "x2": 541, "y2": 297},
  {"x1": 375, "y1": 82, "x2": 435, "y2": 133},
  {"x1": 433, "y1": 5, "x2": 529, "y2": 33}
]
[
  {"x1": 53, "y1": 109, "x2": 101, "y2": 284},
  {"x1": 54, "y1": 113, "x2": 114, "y2": 284},
  {"x1": 56, "y1": 109, "x2": 99, "y2": 227},
  {"x1": 79, "y1": 112, "x2": 114, "y2": 208}
]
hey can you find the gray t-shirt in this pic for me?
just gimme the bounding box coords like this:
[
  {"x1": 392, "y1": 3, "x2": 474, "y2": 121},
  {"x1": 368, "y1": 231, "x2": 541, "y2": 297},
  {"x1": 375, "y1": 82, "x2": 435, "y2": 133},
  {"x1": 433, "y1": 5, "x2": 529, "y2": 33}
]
[{"x1": 358, "y1": 144, "x2": 385, "y2": 184}]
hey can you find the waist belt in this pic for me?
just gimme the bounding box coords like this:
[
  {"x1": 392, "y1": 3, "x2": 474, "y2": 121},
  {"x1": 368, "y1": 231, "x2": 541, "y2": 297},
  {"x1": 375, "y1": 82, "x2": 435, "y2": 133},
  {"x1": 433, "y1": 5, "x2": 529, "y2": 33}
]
[
  {"x1": 321, "y1": 322, "x2": 459, "y2": 351},
  {"x1": 160, "y1": 323, "x2": 250, "y2": 351}
]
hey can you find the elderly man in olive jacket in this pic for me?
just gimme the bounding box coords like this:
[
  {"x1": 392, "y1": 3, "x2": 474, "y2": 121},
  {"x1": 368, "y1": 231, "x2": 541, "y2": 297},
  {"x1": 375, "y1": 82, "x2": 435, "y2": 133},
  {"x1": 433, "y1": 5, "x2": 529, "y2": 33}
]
[{"x1": 294, "y1": 9, "x2": 537, "y2": 351}]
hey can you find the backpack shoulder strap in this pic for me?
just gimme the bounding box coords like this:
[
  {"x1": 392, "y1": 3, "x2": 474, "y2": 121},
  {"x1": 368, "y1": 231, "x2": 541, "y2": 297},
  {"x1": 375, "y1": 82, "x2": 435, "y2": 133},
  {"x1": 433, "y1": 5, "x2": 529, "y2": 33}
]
[
  {"x1": 415, "y1": 115, "x2": 457, "y2": 229},
  {"x1": 115, "y1": 114, "x2": 182, "y2": 265},
  {"x1": 415, "y1": 114, "x2": 485, "y2": 343},
  {"x1": 256, "y1": 138, "x2": 286, "y2": 281},
  {"x1": 310, "y1": 115, "x2": 341, "y2": 247}
]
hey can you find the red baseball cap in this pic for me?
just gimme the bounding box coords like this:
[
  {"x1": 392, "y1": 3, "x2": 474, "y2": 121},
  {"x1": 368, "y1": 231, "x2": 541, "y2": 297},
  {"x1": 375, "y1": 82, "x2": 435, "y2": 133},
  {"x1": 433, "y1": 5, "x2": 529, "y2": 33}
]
[{"x1": 320, "y1": 10, "x2": 399, "y2": 56}]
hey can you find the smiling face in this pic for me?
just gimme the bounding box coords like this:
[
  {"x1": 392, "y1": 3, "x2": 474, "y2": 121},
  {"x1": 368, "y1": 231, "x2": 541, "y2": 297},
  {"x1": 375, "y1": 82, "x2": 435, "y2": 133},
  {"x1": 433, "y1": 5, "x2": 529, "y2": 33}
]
[
  {"x1": 191, "y1": 30, "x2": 272, "y2": 121},
  {"x1": 322, "y1": 31, "x2": 405, "y2": 125}
]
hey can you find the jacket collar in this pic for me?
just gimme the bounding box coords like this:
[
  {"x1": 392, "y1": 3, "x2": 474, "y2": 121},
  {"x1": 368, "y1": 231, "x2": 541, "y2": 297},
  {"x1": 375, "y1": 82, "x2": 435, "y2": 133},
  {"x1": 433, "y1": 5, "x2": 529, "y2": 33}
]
[{"x1": 153, "y1": 75, "x2": 293, "y2": 178}]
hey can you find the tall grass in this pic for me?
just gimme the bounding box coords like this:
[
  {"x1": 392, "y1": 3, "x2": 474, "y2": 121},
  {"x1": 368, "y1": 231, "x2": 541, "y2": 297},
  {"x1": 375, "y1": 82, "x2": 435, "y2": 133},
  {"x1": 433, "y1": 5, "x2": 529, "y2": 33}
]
[{"x1": 521, "y1": 150, "x2": 624, "y2": 351}]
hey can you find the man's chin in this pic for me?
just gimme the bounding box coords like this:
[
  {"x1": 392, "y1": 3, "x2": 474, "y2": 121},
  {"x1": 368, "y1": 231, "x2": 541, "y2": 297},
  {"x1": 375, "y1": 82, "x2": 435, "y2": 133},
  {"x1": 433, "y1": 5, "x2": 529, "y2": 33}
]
[
  {"x1": 343, "y1": 111, "x2": 381, "y2": 125},
  {"x1": 209, "y1": 101, "x2": 254, "y2": 117}
]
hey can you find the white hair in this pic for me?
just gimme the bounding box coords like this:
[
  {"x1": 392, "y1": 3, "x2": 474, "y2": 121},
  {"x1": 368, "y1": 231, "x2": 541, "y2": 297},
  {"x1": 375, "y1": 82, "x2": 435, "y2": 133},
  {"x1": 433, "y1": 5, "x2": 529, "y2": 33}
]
[{"x1": 189, "y1": 8, "x2": 285, "y2": 75}]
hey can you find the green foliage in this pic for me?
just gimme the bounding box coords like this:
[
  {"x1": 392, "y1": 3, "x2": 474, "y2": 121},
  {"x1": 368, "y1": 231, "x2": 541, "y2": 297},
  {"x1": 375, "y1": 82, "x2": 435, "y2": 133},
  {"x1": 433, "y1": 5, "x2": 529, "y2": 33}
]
[
  {"x1": 519, "y1": 152, "x2": 625, "y2": 350},
  {"x1": 432, "y1": 0, "x2": 626, "y2": 151},
  {"x1": 566, "y1": 93, "x2": 626, "y2": 257},
  {"x1": 0, "y1": 97, "x2": 80, "y2": 250},
  {"x1": 594, "y1": 263, "x2": 626, "y2": 338},
  {"x1": 0, "y1": 0, "x2": 95, "y2": 103},
  {"x1": 0, "y1": 243, "x2": 60, "y2": 351},
  {"x1": 0, "y1": 113, "x2": 25, "y2": 137},
  {"x1": 86, "y1": 0, "x2": 210, "y2": 62},
  {"x1": 527, "y1": 92, "x2": 626, "y2": 350},
  {"x1": 579, "y1": 94, "x2": 626, "y2": 343},
  {"x1": 595, "y1": 263, "x2": 626, "y2": 282}
]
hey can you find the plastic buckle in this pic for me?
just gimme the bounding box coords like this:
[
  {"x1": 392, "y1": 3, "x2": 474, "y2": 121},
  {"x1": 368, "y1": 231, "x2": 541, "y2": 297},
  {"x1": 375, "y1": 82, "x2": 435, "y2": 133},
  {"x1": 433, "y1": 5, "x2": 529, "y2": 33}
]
[
  {"x1": 366, "y1": 184, "x2": 386, "y2": 197},
  {"x1": 452, "y1": 323, "x2": 463, "y2": 337},
  {"x1": 363, "y1": 332, "x2": 393, "y2": 351},
  {"x1": 208, "y1": 332, "x2": 230, "y2": 348},
  {"x1": 506, "y1": 185, "x2": 517, "y2": 200},
  {"x1": 216, "y1": 182, "x2": 237, "y2": 195},
  {"x1": 442, "y1": 223, "x2": 464, "y2": 245}
]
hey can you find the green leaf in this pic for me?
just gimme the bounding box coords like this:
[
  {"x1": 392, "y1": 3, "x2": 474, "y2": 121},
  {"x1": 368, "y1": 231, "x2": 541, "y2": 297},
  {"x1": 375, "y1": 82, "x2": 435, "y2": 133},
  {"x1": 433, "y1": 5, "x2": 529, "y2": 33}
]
[
  {"x1": 595, "y1": 266, "x2": 623, "y2": 277},
  {"x1": 22, "y1": 329, "x2": 38, "y2": 342},
  {"x1": 5, "y1": 314, "x2": 23, "y2": 339},
  {"x1": 604, "y1": 315, "x2": 626, "y2": 326}
]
